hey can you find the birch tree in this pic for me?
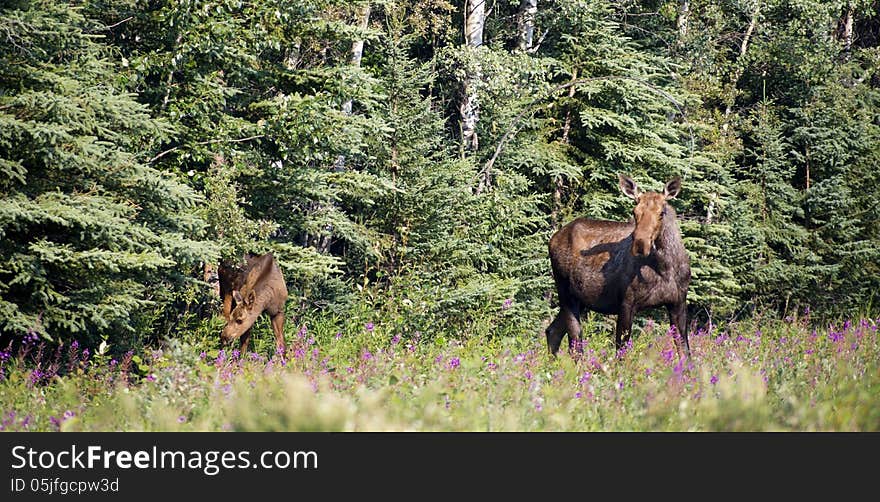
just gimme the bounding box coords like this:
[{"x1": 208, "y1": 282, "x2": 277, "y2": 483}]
[{"x1": 461, "y1": 0, "x2": 485, "y2": 155}]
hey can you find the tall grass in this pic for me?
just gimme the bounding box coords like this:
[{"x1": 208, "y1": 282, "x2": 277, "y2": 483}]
[{"x1": 1, "y1": 311, "x2": 878, "y2": 431}]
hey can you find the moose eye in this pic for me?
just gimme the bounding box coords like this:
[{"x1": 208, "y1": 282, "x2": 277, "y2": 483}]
[{"x1": 235, "y1": 319, "x2": 243, "y2": 324}]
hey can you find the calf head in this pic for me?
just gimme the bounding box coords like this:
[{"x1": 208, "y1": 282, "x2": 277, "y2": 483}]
[
  {"x1": 619, "y1": 174, "x2": 681, "y2": 257},
  {"x1": 220, "y1": 289, "x2": 259, "y2": 345}
]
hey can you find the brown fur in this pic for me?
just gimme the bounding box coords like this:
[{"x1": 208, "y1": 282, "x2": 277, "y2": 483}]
[
  {"x1": 546, "y1": 175, "x2": 691, "y2": 357},
  {"x1": 218, "y1": 253, "x2": 288, "y2": 355}
]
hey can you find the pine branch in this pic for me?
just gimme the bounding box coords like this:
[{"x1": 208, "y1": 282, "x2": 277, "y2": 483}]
[
  {"x1": 477, "y1": 76, "x2": 692, "y2": 194},
  {"x1": 148, "y1": 135, "x2": 265, "y2": 163}
]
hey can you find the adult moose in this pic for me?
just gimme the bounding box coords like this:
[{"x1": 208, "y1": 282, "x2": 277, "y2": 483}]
[
  {"x1": 546, "y1": 174, "x2": 691, "y2": 358},
  {"x1": 218, "y1": 253, "x2": 288, "y2": 355}
]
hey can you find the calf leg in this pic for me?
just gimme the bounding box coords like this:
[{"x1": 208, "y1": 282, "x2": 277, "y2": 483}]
[
  {"x1": 615, "y1": 306, "x2": 634, "y2": 349},
  {"x1": 667, "y1": 302, "x2": 690, "y2": 358},
  {"x1": 271, "y1": 312, "x2": 286, "y2": 356},
  {"x1": 238, "y1": 328, "x2": 252, "y2": 354}
]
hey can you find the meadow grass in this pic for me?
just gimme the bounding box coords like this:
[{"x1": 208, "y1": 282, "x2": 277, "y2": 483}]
[{"x1": 1, "y1": 310, "x2": 878, "y2": 431}]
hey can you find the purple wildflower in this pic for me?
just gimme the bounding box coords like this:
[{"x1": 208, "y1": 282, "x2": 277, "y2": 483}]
[
  {"x1": 335, "y1": 332, "x2": 343, "y2": 340},
  {"x1": 362, "y1": 350, "x2": 373, "y2": 361},
  {"x1": 365, "y1": 323, "x2": 375, "y2": 333},
  {"x1": 502, "y1": 298, "x2": 513, "y2": 310},
  {"x1": 178, "y1": 416, "x2": 186, "y2": 424},
  {"x1": 447, "y1": 357, "x2": 460, "y2": 370},
  {"x1": 710, "y1": 374, "x2": 719, "y2": 385},
  {"x1": 145, "y1": 374, "x2": 156, "y2": 382},
  {"x1": 391, "y1": 334, "x2": 401, "y2": 345}
]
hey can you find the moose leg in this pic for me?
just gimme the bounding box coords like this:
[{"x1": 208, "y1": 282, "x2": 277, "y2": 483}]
[
  {"x1": 545, "y1": 311, "x2": 567, "y2": 355},
  {"x1": 667, "y1": 302, "x2": 690, "y2": 358},
  {"x1": 271, "y1": 312, "x2": 286, "y2": 356},
  {"x1": 565, "y1": 303, "x2": 583, "y2": 354},
  {"x1": 615, "y1": 306, "x2": 634, "y2": 349},
  {"x1": 238, "y1": 328, "x2": 252, "y2": 354}
]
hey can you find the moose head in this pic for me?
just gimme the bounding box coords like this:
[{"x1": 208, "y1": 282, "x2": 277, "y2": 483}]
[
  {"x1": 618, "y1": 174, "x2": 681, "y2": 257},
  {"x1": 220, "y1": 289, "x2": 259, "y2": 345}
]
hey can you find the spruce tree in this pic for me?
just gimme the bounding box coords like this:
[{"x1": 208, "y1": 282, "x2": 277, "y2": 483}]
[{"x1": 0, "y1": 1, "x2": 215, "y2": 346}]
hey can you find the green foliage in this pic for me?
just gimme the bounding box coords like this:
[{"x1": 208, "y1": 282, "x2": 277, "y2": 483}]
[
  {"x1": 0, "y1": 1, "x2": 216, "y2": 346},
  {"x1": 2, "y1": 0, "x2": 879, "y2": 352}
]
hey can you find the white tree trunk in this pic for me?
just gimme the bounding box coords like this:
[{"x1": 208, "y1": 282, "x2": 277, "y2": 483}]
[
  {"x1": 723, "y1": 3, "x2": 760, "y2": 127},
  {"x1": 677, "y1": 0, "x2": 689, "y2": 40},
  {"x1": 461, "y1": 0, "x2": 485, "y2": 155},
  {"x1": 343, "y1": 4, "x2": 371, "y2": 116},
  {"x1": 518, "y1": 0, "x2": 537, "y2": 51},
  {"x1": 334, "y1": 4, "x2": 371, "y2": 172},
  {"x1": 843, "y1": 6, "x2": 854, "y2": 58}
]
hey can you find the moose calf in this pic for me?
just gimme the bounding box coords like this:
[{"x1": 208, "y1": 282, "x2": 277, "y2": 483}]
[{"x1": 218, "y1": 253, "x2": 288, "y2": 355}]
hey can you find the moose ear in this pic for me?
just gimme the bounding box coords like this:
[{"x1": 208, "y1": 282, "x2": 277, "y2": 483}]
[
  {"x1": 664, "y1": 177, "x2": 682, "y2": 200},
  {"x1": 618, "y1": 174, "x2": 641, "y2": 201},
  {"x1": 246, "y1": 290, "x2": 256, "y2": 306},
  {"x1": 232, "y1": 290, "x2": 243, "y2": 304}
]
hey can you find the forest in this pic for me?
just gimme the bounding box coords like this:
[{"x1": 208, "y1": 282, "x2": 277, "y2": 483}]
[{"x1": 1, "y1": 0, "x2": 879, "y2": 431}]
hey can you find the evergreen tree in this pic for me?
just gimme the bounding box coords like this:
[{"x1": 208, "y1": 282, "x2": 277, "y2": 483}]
[{"x1": 0, "y1": 0, "x2": 215, "y2": 346}]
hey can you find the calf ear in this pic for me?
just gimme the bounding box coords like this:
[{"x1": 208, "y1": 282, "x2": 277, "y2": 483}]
[
  {"x1": 618, "y1": 174, "x2": 641, "y2": 201},
  {"x1": 664, "y1": 177, "x2": 682, "y2": 200},
  {"x1": 232, "y1": 290, "x2": 243, "y2": 304},
  {"x1": 246, "y1": 290, "x2": 256, "y2": 306}
]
